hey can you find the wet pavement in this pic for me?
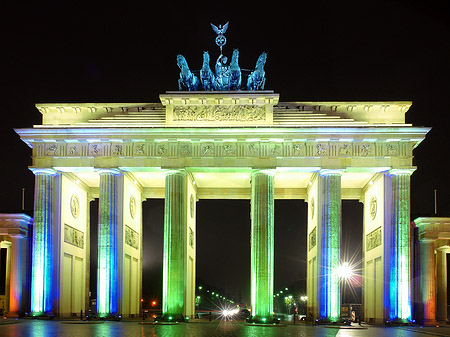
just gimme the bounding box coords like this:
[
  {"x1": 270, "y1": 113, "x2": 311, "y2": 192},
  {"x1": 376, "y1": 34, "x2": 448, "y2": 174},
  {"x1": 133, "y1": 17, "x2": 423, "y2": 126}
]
[{"x1": 1, "y1": 319, "x2": 450, "y2": 337}]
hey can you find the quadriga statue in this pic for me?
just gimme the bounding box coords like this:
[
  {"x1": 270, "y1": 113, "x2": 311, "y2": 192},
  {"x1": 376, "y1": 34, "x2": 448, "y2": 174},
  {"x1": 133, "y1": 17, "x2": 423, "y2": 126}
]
[
  {"x1": 247, "y1": 52, "x2": 267, "y2": 91},
  {"x1": 177, "y1": 54, "x2": 199, "y2": 91},
  {"x1": 229, "y1": 49, "x2": 241, "y2": 91},
  {"x1": 200, "y1": 51, "x2": 215, "y2": 91}
]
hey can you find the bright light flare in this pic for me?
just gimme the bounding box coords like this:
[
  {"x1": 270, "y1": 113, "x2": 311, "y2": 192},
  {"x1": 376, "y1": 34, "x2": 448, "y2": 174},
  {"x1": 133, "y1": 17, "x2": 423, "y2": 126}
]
[
  {"x1": 337, "y1": 262, "x2": 353, "y2": 280},
  {"x1": 222, "y1": 308, "x2": 239, "y2": 317}
]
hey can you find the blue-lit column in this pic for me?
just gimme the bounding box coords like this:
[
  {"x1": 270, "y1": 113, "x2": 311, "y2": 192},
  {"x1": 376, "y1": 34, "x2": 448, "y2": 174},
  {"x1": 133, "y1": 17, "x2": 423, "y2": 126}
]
[
  {"x1": 30, "y1": 168, "x2": 56, "y2": 316},
  {"x1": 97, "y1": 169, "x2": 121, "y2": 317},
  {"x1": 318, "y1": 169, "x2": 341, "y2": 322},
  {"x1": 162, "y1": 169, "x2": 187, "y2": 320},
  {"x1": 386, "y1": 169, "x2": 413, "y2": 322},
  {"x1": 250, "y1": 169, "x2": 275, "y2": 323}
]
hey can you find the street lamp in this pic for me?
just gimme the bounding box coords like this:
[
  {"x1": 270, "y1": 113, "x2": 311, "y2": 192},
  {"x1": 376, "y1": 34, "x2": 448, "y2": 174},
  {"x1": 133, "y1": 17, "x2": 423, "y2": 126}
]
[{"x1": 284, "y1": 295, "x2": 293, "y2": 314}]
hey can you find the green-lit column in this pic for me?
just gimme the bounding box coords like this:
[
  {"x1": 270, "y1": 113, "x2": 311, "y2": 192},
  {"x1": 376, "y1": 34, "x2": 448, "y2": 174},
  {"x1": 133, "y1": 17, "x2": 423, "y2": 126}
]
[
  {"x1": 386, "y1": 169, "x2": 413, "y2": 321},
  {"x1": 162, "y1": 169, "x2": 187, "y2": 321},
  {"x1": 318, "y1": 169, "x2": 341, "y2": 322},
  {"x1": 250, "y1": 169, "x2": 274, "y2": 323},
  {"x1": 30, "y1": 168, "x2": 57, "y2": 316},
  {"x1": 97, "y1": 169, "x2": 121, "y2": 317}
]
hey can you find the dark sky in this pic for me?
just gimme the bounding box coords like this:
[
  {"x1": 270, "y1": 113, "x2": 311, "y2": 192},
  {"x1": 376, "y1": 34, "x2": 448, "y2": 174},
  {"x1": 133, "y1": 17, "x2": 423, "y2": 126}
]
[{"x1": 2, "y1": 1, "x2": 450, "y2": 304}]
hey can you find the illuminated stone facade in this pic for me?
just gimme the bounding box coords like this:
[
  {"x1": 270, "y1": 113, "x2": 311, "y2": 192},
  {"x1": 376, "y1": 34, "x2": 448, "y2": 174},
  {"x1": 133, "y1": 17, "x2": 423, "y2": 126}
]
[{"x1": 16, "y1": 91, "x2": 430, "y2": 322}]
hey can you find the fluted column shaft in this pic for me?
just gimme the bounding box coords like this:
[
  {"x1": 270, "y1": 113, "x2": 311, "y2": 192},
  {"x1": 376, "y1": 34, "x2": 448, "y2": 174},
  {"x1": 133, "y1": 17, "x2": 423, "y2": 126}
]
[
  {"x1": 97, "y1": 169, "x2": 120, "y2": 317},
  {"x1": 250, "y1": 169, "x2": 274, "y2": 321},
  {"x1": 436, "y1": 249, "x2": 447, "y2": 324},
  {"x1": 421, "y1": 240, "x2": 437, "y2": 324},
  {"x1": 318, "y1": 170, "x2": 341, "y2": 321},
  {"x1": 31, "y1": 169, "x2": 56, "y2": 315},
  {"x1": 162, "y1": 170, "x2": 187, "y2": 317},
  {"x1": 387, "y1": 170, "x2": 412, "y2": 321},
  {"x1": 8, "y1": 236, "x2": 23, "y2": 316}
]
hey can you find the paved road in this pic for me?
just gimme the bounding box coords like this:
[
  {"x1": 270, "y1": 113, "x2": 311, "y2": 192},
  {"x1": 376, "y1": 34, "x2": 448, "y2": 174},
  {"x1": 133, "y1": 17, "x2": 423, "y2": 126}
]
[{"x1": 1, "y1": 320, "x2": 449, "y2": 337}]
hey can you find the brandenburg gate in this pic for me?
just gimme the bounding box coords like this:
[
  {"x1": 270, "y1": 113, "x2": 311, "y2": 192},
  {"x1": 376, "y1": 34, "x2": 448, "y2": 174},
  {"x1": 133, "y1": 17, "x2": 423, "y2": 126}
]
[{"x1": 15, "y1": 90, "x2": 429, "y2": 323}]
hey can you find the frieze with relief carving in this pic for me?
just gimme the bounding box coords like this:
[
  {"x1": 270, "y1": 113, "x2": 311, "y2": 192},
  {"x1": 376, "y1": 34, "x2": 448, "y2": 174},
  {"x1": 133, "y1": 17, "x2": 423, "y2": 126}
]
[
  {"x1": 34, "y1": 140, "x2": 413, "y2": 161},
  {"x1": 173, "y1": 105, "x2": 266, "y2": 122}
]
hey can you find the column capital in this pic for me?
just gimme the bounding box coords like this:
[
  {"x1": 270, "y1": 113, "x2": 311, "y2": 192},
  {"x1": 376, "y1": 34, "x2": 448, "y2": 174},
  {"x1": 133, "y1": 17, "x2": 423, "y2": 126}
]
[
  {"x1": 388, "y1": 168, "x2": 415, "y2": 176},
  {"x1": 420, "y1": 238, "x2": 437, "y2": 244},
  {"x1": 251, "y1": 169, "x2": 276, "y2": 176},
  {"x1": 29, "y1": 168, "x2": 57, "y2": 176},
  {"x1": 436, "y1": 247, "x2": 450, "y2": 253},
  {"x1": 319, "y1": 169, "x2": 343, "y2": 176},
  {"x1": 96, "y1": 168, "x2": 121, "y2": 175},
  {"x1": 164, "y1": 169, "x2": 187, "y2": 177}
]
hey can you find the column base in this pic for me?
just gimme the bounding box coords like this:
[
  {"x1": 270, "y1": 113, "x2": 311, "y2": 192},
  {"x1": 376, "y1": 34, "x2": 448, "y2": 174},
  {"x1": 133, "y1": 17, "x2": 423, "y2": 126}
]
[
  {"x1": 30, "y1": 312, "x2": 54, "y2": 319},
  {"x1": 247, "y1": 315, "x2": 280, "y2": 324},
  {"x1": 97, "y1": 313, "x2": 122, "y2": 321},
  {"x1": 315, "y1": 317, "x2": 341, "y2": 325},
  {"x1": 6, "y1": 311, "x2": 20, "y2": 318},
  {"x1": 422, "y1": 319, "x2": 439, "y2": 326},
  {"x1": 385, "y1": 318, "x2": 413, "y2": 326},
  {"x1": 157, "y1": 313, "x2": 188, "y2": 323}
]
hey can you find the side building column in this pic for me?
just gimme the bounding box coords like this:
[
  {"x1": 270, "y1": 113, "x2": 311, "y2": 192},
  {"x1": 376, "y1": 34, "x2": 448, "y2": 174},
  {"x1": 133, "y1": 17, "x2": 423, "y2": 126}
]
[
  {"x1": 30, "y1": 168, "x2": 57, "y2": 316},
  {"x1": 436, "y1": 249, "x2": 447, "y2": 324},
  {"x1": 250, "y1": 169, "x2": 275, "y2": 323},
  {"x1": 420, "y1": 239, "x2": 437, "y2": 325},
  {"x1": 97, "y1": 169, "x2": 121, "y2": 317},
  {"x1": 162, "y1": 169, "x2": 188, "y2": 321},
  {"x1": 317, "y1": 170, "x2": 342, "y2": 322},
  {"x1": 385, "y1": 169, "x2": 413, "y2": 322},
  {"x1": 8, "y1": 235, "x2": 24, "y2": 317}
]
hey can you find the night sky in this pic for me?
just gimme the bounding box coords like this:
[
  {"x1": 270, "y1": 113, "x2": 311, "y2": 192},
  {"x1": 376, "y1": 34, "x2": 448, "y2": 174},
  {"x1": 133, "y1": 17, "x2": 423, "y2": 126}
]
[{"x1": 2, "y1": 1, "x2": 450, "y2": 305}]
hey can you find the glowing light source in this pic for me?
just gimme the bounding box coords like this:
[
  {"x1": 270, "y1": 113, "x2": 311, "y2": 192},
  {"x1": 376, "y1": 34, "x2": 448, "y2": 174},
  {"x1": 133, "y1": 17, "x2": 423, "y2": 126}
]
[{"x1": 337, "y1": 262, "x2": 353, "y2": 280}]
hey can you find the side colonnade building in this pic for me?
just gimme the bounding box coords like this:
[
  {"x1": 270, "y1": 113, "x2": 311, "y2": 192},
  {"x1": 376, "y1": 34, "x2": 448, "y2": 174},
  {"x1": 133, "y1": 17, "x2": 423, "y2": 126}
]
[{"x1": 15, "y1": 91, "x2": 430, "y2": 323}]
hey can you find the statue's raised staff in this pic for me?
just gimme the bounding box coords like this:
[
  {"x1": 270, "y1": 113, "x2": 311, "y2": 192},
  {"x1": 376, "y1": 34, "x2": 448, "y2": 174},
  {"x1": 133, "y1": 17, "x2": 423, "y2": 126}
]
[
  {"x1": 177, "y1": 54, "x2": 199, "y2": 91},
  {"x1": 247, "y1": 52, "x2": 267, "y2": 91},
  {"x1": 210, "y1": 22, "x2": 229, "y2": 54},
  {"x1": 200, "y1": 51, "x2": 215, "y2": 91}
]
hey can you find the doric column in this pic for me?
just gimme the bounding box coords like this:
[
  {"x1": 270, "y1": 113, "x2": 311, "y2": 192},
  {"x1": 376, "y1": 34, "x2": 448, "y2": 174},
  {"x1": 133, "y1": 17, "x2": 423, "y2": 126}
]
[
  {"x1": 318, "y1": 170, "x2": 342, "y2": 321},
  {"x1": 420, "y1": 239, "x2": 437, "y2": 325},
  {"x1": 97, "y1": 169, "x2": 121, "y2": 317},
  {"x1": 436, "y1": 249, "x2": 447, "y2": 324},
  {"x1": 386, "y1": 169, "x2": 412, "y2": 321},
  {"x1": 162, "y1": 169, "x2": 187, "y2": 319},
  {"x1": 8, "y1": 236, "x2": 23, "y2": 316},
  {"x1": 2, "y1": 241, "x2": 11, "y2": 314},
  {"x1": 250, "y1": 169, "x2": 275, "y2": 323},
  {"x1": 30, "y1": 168, "x2": 56, "y2": 316}
]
